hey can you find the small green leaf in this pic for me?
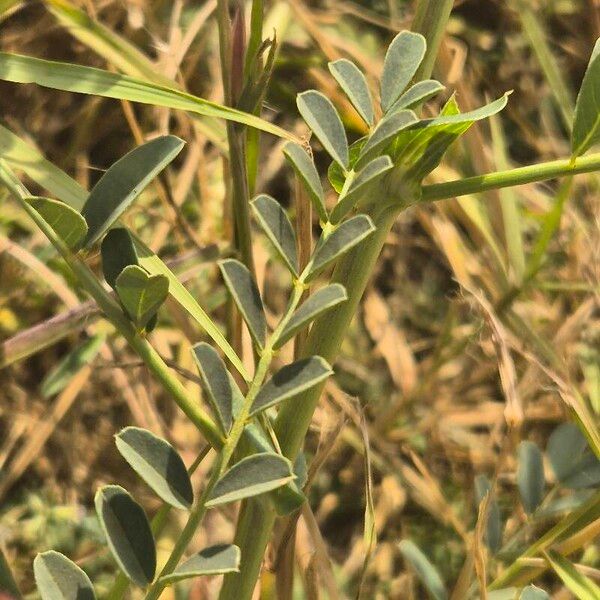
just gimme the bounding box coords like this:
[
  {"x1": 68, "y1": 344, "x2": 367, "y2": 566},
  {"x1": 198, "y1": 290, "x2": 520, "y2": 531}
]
[
  {"x1": 517, "y1": 441, "x2": 545, "y2": 514},
  {"x1": 357, "y1": 110, "x2": 417, "y2": 168},
  {"x1": 33, "y1": 551, "x2": 95, "y2": 600},
  {"x1": 115, "y1": 427, "x2": 193, "y2": 510},
  {"x1": 115, "y1": 265, "x2": 169, "y2": 329},
  {"x1": 81, "y1": 135, "x2": 184, "y2": 247},
  {"x1": 520, "y1": 585, "x2": 550, "y2": 600},
  {"x1": 328, "y1": 58, "x2": 374, "y2": 126},
  {"x1": 41, "y1": 334, "x2": 104, "y2": 398},
  {"x1": 219, "y1": 259, "x2": 267, "y2": 349},
  {"x1": 572, "y1": 38, "x2": 600, "y2": 157},
  {"x1": 297, "y1": 90, "x2": 349, "y2": 169},
  {"x1": 330, "y1": 156, "x2": 393, "y2": 224},
  {"x1": 0, "y1": 548, "x2": 21, "y2": 599},
  {"x1": 398, "y1": 540, "x2": 447, "y2": 600},
  {"x1": 474, "y1": 475, "x2": 503, "y2": 554},
  {"x1": 26, "y1": 196, "x2": 87, "y2": 249},
  {"x1": 282, "y1": 142, "x2": 327, "y2": 222},
  {"x1": 205, "y1": 453, "x2": 295, "y2": 507},
  {"x1": 276, "y1": 284, "x2": 348, "y2": 349},
  {"x1": 101, "y1": 228, "x2": 139, "y2": 289},
  {"x1": 307, "y1": 215, "x2": 375, "y2": 280},
  {"x1": 251, "y1": 194, "x2": 298, "y2": 275},
  {"x1": 192, "y1": 343, "x2": 244, "y2": 433},
  {"x1": 250, "y1": 356, "x2": 333, "y2": 415},
  {"x1": 160, "y1": 545, "x2": 240, "y2": 584},
  {"x1": 544, "y1": 550, "x2": 600, "y2": 599},
  {"x1": 380, "y1": 31, "x2": 426, "y2": 112},
  {"x1": 389, "y1": 79, "x2": 445, "y2": 112},
  {"x1": 94, "y1": 485, "x2": 156, "y2": 587},
  {"x1": 327, "y1": 139, "x2": 366, "y2": 193}
]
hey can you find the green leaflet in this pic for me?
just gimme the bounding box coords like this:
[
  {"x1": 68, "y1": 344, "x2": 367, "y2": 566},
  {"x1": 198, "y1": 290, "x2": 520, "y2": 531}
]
[
  {"x1": 94, "y1": 485, "x2": 156, "y2": 587},
  {"x1": 26, "y1": 196, "x2": 87, "y2": 249},
  {"x1": 251, "y1": 194, "x2": 298, "y2": 275},
  {"x1": 33, "y1": 551, "x2": 95, "y2": 600},
  {"x1": 0, "y1": 52, "x2": 294, "y2": 140},
  {"x1": 517, "y1": 441, "x2": 545, "y2": 514},
  {"x1": 250, "y1": 356, "x2": 333, "y2": 415},
  {"x1": 520, "y1": 586, "x2": 550, "y2": 600},
  {"x1": 328, "y1": 58, "x2": 374, "y2": 126},
  {"x1": 160, "y1": 545, "x2": 241, "y2": 584},
  {"x1": 544, "y1": 550, "x2": 600, "y2": 599},
  {"x1": 101, "y1": 228, "x2": 139, "y2": 289},
  {"x1": 40, "y1": 334, "x2": 104, "y2": 398},
  {"x1": 205, "y1": 453, "x2": 295, "y2": 507},
  {"x1": 380, "y1": 31, "x2": 426, "y2": 112},
  {"x1": 115, "y1": 265, "x2": 169, "y2": 330},
  {"x1": 219, "y1": 259, "x2": 267, "y2": 349},
  {"x1": 282, "y1": 141, "x2": 327, "y2": 222},
  {"x1": 330, "y1": 156, "x2": 393, "y2": 224},
  {"x1": 115, "y1": 427, "x2": 194, "y2": 510},
  {"x1": 398, "y1": 540, "x2": 447, "y2": 600},
  {"x1": 572, "y1": 38, "x2": 600, "y2": 158},
  {"x1": 81, "y1": 136, "x2": 184, "y2": 247},
  {"x1": 275, "y1": 283, "x2": 348, "y2": 349},
  {"x1": 297, "y1": 90, "x2": 349, "y2": 169},
  {"x1": 389, "y1": 79, "x2": 445, "y2": 112},
  {"x1": 307, "y1": 215, "x2": 375, "y2": 281},
  {"x1": 474, "y1": 475, "x2": 503, "y2": 554},
  {"x1": 192, "y1": 343, "x2": 244, "y2": 433}
]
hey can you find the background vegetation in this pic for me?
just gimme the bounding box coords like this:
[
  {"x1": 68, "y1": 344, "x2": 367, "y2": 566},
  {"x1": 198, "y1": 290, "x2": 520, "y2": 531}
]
[{"x1": 0, "y1": 0, "x2": 599, "y2": 598}]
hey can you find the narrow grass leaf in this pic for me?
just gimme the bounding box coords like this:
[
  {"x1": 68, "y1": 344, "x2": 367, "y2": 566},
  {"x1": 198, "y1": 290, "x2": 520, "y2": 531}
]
[
  {"x1": 101, "y1": 228, "x2": 139, "y2": 289},
  {"x1": 250, "y1": 356, "x2": 332, "y2": 415},
  {"x1": 520, "y1": 586, "x2": 550, "y2": 599},
  {"x1": 115, "y1": 427, "x2": 193, "y2": 510},
  {"x1": 517, "y1": 441, "x2": 545, "y2": 514},
  {"x1": 572, "y1": 38, "x2": 600, "y2": 157},
  {"x1": 297, "y1": 90, "x2": 349, "y2": 168},
  {"x1": 398, "y1": 540, "x2": 447, "y2": 600},
  {"x1": 219, "y1": 259, "x2": 266, "y2": 349},
  {"x1": 0, "y1": 53, "x2": 293, "y2": 140},
  {"x1": 41, "y1": 334, "x2": 104, "y2": 397},
  {"x1": 192, "y1": 342, "x2": 243, "y2": 433},
  {"x1": 389, "y1": 79, "x2": 445, "y2": 112},
  {"x1": 328, "y1": 58, "x2": 374, "y2": 126},
  {"x1": 205, "y1": 452, "x2": 295, "y2": 507},
  {"x1": 380, "y1": 31, "x2": 426, "y2": 112},
  {"x1": 26, "y1": 197, "x2": 87, "y2": 249},
  {"x1": 160, "y1": 545, "x2": 240, "y2": 584},
  {"x1": 95, "y1": 485, "x2": 156, "y2": 586},
  {"x1": 307, "y1": 215, "x2": 375, "y2": 280},
  {"x1": 357, "y1": 110, "x2": 417, "y2": 168},
  {"x1": 115, "y1": 265, "x2": 169, "y2": 329},
  {"x1": 33, "y1": 551, "x2": 95, "y2": 600},
  {"x1": 544, "y1": 550, "x2": 600, "y2": 599},
  {"x1": 0, "y1": 548, "x2": 21, "y2": 599},
  {"x1": 330, "y1": 156, "x2": 393, "y2": 223},
  {"x1": 475, "y1": 475, "x2": 503, "y2": 553},
  {"x1": 276, "y1": 284, "x2": 348, "y2": 349},
  {"x1": 251, "y1": 194, "x2": 298, "y2": 275},
  {"x1": 282, "y1": 142, "x2": 327, "y2": 222},
  {"x1": 82, "y1": 136, "x2": 184, "y2": 246}
]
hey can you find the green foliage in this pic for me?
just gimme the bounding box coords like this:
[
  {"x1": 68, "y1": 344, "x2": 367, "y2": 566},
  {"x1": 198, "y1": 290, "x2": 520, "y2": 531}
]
[
  {"x1": 520, "y1": 585, "x2": 550, "y2": 600},
  {"x1": 159, "y1": 545, "x2": 241, "y2": 584},
  {"x1": 33, "y1": 551, "x2": 95, "y2": 600},
  {"x1": 544, "y1": 550, "x2": 600, "y2": 599},
  {"x1": 115, "y1": 427, "x2": 194, "y2": 510},
  {"x1": 328, "y1": 58, "x2": 374, "y2": 126},
  {"x1": 398, "y1": 540, "x2": 447, "y2": 600},
  {"x1": 26, "y1": 197, "x2": 87, "y2": 249},
  {"x1": 572, "y1": 39, "x2": 600, "y2": 157},
  {"x1": 474, "y1": 474, "x2": 503, "y2": 554},
  {"x1": 517, "y1": 441, "x2": 545, "y2": 515}
]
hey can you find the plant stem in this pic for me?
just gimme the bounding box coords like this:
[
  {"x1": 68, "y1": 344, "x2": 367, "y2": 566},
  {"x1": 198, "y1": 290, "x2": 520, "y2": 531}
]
[
  {"x1": 0, "y1": 160, "x2": 224, "y2": 450},
  {"x1": 420, "y1": 151, "x2": 600, "y2": 201}
]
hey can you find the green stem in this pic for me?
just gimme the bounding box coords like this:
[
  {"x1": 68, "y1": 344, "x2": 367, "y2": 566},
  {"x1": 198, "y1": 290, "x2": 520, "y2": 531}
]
[
  {"x1": 420, "y1": 152, "x2": 600, "y2": 202},
  {"x1": 0, "y1": 160, "x2": 224, "y2": 450}
]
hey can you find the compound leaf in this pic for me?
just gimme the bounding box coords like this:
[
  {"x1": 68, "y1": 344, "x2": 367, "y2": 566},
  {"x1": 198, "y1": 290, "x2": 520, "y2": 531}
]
[
  {"x1": 160, "y1": 545, "x2": 240, "y2": 584},
  {"x1": 26, "y1": 196, "x2": 87, "y2": 249},
  {"x1": 95, "y1": 485, "x2": 156, "y2": 587},
  {"x1": 115, "y1": 427, "x2": 193, "y2": 510},
  {"x1": 328, "y1": 58, "x2": 374, "y2": 126},
  {"x1": 33, "y1": 551, "x2": 95, "y2": 600},
  {"x1": 297, "y1": 90, "x2": 349, "y2": 169},
  {"x1": 82, "y1": 135, "x2": 184, "y2": 247},
  {"x1": 206, "y1": 453, "x2": 295, "y2": 507},
  {"x1": 250, "y1": 356, "x2": 333, "y2": 415}
]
